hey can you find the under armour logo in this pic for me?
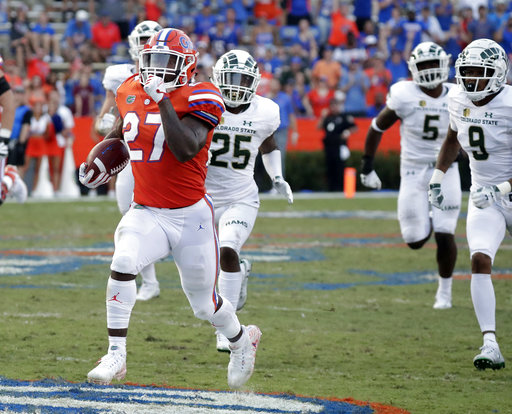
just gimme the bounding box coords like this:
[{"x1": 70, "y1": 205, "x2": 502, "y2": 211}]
[
  {"x1": 484, "y1": 112, "x2": 493, "y2": 118},
  {"x1": 243, "y1": 120, "x2": 252, "y2": 126},
  {"x1": 109, "y1": 292, "x2": 122, "y2": 303}
]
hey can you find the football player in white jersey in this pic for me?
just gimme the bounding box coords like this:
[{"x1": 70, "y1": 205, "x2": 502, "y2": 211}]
[
  {"x1": 207, "y1": 49, "x2": 293, "y2": 351},
  {"x1": 429, "y1": 39, "x2": 512, "y2": 370},
  {"x1": 95, "y1": 20, "x2": 162, "y2": 301},
  {"x1": 360, "y1": 42, "x2": 461, "y2": 310}
]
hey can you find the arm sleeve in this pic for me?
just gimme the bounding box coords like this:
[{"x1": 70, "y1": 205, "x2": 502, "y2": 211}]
[{"x1": 0, "y1": 76, "x2": 11, "y2": 95}]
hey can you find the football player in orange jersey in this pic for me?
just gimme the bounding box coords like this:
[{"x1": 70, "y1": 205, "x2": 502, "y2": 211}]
[
  {"x1": 95, "y1": 20, "x2": 163, "y2": 301},
  {"x1": 80, "y1": 28, "x2": 261, "y2": 389}
]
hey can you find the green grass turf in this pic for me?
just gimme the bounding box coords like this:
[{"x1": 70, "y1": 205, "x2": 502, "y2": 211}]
[{"x1": 0, "y1": 195, "x2": 511, "y2": 413}]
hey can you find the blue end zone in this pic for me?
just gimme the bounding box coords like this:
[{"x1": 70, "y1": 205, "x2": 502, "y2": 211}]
[{"x1": 0, "y1": 377, "x2": 377, "y2": 413}]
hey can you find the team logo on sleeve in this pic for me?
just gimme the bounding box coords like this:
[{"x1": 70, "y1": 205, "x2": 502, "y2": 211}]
[
  {"x1": 463, "y1": 108, "x2": 470, "y2": 117},
  {"x1": 419, "y1": 100, "x2": 426, "y2": 107},
  {"x1": 126, "y1": 95, "x2": 136, "y2": 104}
]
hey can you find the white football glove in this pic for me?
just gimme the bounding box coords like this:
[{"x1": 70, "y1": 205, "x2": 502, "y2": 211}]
[
  {"x1": 97, "y1": 112, "x2": 116, "y2": 136},
  {"x1": 428, "y1": 183, "x2": 444, "y2": 209},
  {"x1": 360, "y1": 170, "x2": 382, "y2": 190},
  {"x1": 143, "y1": 74, "x2": 165, "y2": 103},
  {"x1": 273, "y1": 176, "x2": 293, "y2": 204},
  {"x1": 0, "y1": 141, "x2": 8, "y2": 158},
  {"x1": 471, "y1": 185, "x2": 500, "y2": 209},
  {"x1": 0, "y1": 130, "x2": 9, "y2": 158},
  {"x1": 78, "y1": 162, "x2": 112, "y2": 189}
]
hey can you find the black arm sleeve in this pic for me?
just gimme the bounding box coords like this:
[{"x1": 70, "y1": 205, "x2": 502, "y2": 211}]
[{"x1": 0, "y1": 76, "x2": 11, "y2": 95}]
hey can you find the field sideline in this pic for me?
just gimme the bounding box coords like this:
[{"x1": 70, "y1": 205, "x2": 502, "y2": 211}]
[{"x1": 0, "y1": 193, "x2": 511, "y2": 413}]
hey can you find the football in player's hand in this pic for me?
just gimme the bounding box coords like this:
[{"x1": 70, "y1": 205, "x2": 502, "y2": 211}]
[{"x1": 85, "y1": 138, "x2": 130, "y2": 179}]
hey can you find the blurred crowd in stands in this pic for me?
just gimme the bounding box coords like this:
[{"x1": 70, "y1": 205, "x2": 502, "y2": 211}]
[{"x1": 2, "y1": 0, "x2": 512, "y2": 195}]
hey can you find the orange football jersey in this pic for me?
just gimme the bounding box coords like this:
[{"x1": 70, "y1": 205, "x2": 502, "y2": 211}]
[{"x1": 116, "y1": 75, "x2": 225, "y2": 208}]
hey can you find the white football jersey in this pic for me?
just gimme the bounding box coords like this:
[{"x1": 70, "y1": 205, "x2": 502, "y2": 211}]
[
  {"x1": 102, "y1": 63, "x2": 136, "y2": 95},
  {"x1": 448, "y1": 85, "x2": 512, "y2": 189},
  {"x1": 206, "y1": 95, "x2": 280, "y2": 207},
  {"x1": 387, "y1": 80, "x2": 454, "y2": 164}
]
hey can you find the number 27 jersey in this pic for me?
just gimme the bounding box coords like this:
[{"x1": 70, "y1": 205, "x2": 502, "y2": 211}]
[{"x1": 116, "y1": 75, "x2": 225, "y2": 209}]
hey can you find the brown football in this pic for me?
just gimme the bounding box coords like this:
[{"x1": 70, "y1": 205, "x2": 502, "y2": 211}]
[{"x1": 85, "y1": 138, "x2": 130, "y2": 179}]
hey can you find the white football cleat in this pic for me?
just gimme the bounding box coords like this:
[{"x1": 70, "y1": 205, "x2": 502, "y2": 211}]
[
  {"x1": 216, "y1": 331, "x2": 230, "y2": 353},
  {"x1": 136, "y1": 282, "x2": 160, "y2": 301},
  {"x1": 237, "y1": 258, "x2": 252, "y2": 311},
  {"x1": 433, "y1": 289, "x2": 452, "y2": 310},
  {"x1": 228, "y1": 325, "x2": 261, "y2": 389},
  {"x1": 473, "y1": 342, "x2": 505, "y2": 370},
  {"x1": 5, "y1": 166, "x2": 27, "y2": 204},
  {"x1": 87, "y1": 347, "x2": 127, "y2": 385}
]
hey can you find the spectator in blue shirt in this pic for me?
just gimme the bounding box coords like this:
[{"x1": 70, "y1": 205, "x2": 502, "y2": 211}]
[
  {"x1": 489, "y1": 0, "x2": 510, "y2": 31},
  {"x1": 386, "y1": 49, "x2": 409, "y2": 85},
  {"x1": 286, "y1": 0, "x2": 311, "y2": 25},
  {"x1": 394, "y1": 7, "x2": 426, "y2": 53},
  {"x1": 30, "y1": 11, "x2": 63, "y2": 63},
  {"x1": 377, "y1": 0, "x2": 398, "y2": 25},
  {"x1": 443, "y1": 20, "x2": 463, "y2": 81},
  {"x1": 219, "y1": 0, "x2": 250, "y2": 25},
  {"x1": 467, "y1": 5, "x2": 496, "y2": 42},
  {"x1": 7, "y1": 86, "x2": 31, "y2": 167},
  {"x1": 434, "y1": 0, "x2": 454, "y2": 32},
  {"x1": 194, "y1": 2, "x2": 217, "y2": 36},
  {"x1": 353, "y1": 0, "x2": 373, "y2": 31},
  {"x1": 495, "y1": 14, "x2": 512, "y2": 55},
  {"x1": 339, "y1": 59, "x2": 370, "y2": 117},
  {"x1": 208, "y1": 15, "x2": 239, "y2": 56},
  {"x1": 62, "y1": 10, "x2": 92, "y2": 62}
]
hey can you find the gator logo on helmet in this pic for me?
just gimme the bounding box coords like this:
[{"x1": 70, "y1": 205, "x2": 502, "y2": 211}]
[{"x1": 179, "y1": 36, "x2": 192, "y2": 49}]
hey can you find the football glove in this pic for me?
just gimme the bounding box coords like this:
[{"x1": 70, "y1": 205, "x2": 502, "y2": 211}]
[
  {"x1": 471, "y1": 185, "x2": 500, "y2": 209},
  {"x1": 273, "y1": 176, "x2": 293, "y2": 204},
  {"x1": 0, "y1": 141, "x2": 7, "y2": 158},
  {"x1": 78, "y1": 162, "x2": 112, "y2": 188},
  {"x1": 360, "y1": 170, "x2": 382, "y2": 190},
  {"x1": 143, "y1": 74, "x2": 164, "y2": 103},
  {"x1": 428, "y1": 183, "x2": 444, "y2": 209},
  {"x1": 0, "y1": 129, "x2": 10, "y2": 158},
  {"x1": 97, "y1": 112, "x2": 116, "y2": 136}
]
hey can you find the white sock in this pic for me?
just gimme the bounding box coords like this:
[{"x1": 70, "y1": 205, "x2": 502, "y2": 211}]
[
  {"x1": 470, "y1": 273, "x2": 496, "y2": 333},
  {"x1": 483, "y1": 332, "x2": 497, "y2": 345},
  {"x1": 106, "y1": 277, "x2": 137, "y2": 330},
  {"x1": 218, "y1": 269, "x2": 243, "y2": 311},
  {"x1": 209, "y1": 297, "x2": 241, "y2": 339},
  {"x1": 108, "y1": 336, "x2": 127, "y2": 354},
  {"x1": 438, "y1": 275, "x2": 452, "y2": 294},
  {"x1": 140, "y1": 263, "x2": 158, "y2": 286}
]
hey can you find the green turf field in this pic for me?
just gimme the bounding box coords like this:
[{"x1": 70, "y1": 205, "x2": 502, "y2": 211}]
[{"x1": 0, "y1": 194, "x2": 511, "y2": 413}]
